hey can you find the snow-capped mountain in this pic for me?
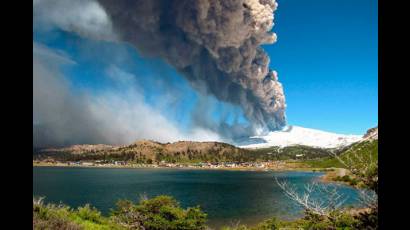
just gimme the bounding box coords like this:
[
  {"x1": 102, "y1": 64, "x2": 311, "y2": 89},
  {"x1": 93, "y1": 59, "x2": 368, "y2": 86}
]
[
  {"x1": 362, "y1": 126, "x2": 378, "y2": 142},
  {"x1": 238, "y1": 125, "x2": 362, "y2": 149}
]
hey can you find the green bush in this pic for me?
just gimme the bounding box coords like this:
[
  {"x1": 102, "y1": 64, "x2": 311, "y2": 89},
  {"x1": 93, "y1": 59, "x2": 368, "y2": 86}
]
[
  {"x1": 353, "y1": 208, "x2": 378, "y2": 230},
  {"x1": 251, "y1": 217, "x2": 280, "y2": 229},
  {"x1": 33, "y1": 199, "x2": 124, "y2": 230},
  {"x1": 334, "y1": 175, "x2": 359, "y2": 186},
  {"x1": 290, "y1": 211, "x2": 358, "y2": 230},
  {"x1": 34, "y1": 192, "x2": 375, "y2": 229},
  {"x1": 110, "y1": 195, "x2": 207, "y2": 230},
  {"x1": 76, "y1": 204, "x2": 103, "y2": 223},
  {"x1": 33, "y1": 202, "x2": 83, "y2": 230}
]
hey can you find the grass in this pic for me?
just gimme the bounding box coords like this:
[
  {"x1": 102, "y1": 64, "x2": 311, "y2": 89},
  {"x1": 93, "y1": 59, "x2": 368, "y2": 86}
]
[
  {"x1": 33, "y1": 199, "x2": 125, "y2": 230},
  {"x1": 303, "y1": 140, "x2": 378, "y2": 169}
]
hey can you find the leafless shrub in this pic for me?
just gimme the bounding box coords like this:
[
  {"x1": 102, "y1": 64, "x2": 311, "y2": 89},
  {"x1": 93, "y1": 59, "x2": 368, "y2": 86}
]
[
  {"x1": 357, "y1": 189, "x2": 378, "y2": 209},
  {"x1": 227, "y1": 220, "x2": 243, "y2": 229},
  {"x1": 275, "y1": 177, "x2": 348, "y2": 217},
  {"x1": 33, "y1": 196, "x2": 45, "y2": 206},
  {"x1": 110, "y1": 200, "x2": 146, "y2": 229},
  {"x1": 139, "y1": 192, "x2": 148, "y2": 202},
  {"x1": 275, "y1": 141, "x2": 378, "y2": 219}
]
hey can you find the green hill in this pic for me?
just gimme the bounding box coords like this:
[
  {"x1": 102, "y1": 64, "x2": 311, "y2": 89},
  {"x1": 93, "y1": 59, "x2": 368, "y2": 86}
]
[
  {"x1": 34, "y1": 126, "x2": 378, "y2": 165},
  {"x1": 33, "y1": 140, "x2": 343, "y2": 164},
  {"x1": 304, "y1": 139, "x2": 378, "y2": 169}
]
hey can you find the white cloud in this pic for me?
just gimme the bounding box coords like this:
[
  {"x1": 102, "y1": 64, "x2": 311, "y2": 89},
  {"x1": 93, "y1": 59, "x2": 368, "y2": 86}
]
[
  {"x1": 33, "y1": 42, "x2": 76, "y2": 66},
  {"x1": 106, "y1": 65, "x2": 136, "y2": 85},
  {"x1": 33, "y1": 42, "x2": 221, "y2": 147},
  {"x1": 33, "y1": 0, "x2": 117, "y2": 41}
]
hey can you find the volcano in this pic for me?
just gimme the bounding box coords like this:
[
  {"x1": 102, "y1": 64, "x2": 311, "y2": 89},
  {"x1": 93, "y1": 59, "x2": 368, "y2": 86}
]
[{"x1": 238, "y1": 125, "x2": 362, "y2": 149}]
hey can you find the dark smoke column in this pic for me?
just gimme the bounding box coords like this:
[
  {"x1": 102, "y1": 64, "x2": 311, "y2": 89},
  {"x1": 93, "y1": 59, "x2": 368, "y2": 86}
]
[{"x1": 98, "y1": 0, "x2": 286, "y2": 134}]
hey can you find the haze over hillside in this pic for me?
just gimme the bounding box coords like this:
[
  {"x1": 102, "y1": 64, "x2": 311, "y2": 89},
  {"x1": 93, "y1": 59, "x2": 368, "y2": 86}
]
[{"x1": 36, "y1": 125, "x2": 369, "y2": 154}]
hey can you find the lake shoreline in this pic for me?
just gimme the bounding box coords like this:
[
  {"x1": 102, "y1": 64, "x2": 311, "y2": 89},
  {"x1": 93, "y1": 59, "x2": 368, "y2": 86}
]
[
  {"x1": 33, "y1": 162, "x2": 330, "y2": 173},
  {"x1": 33, "y1": 161, "x2": 353, "y2": 187}
]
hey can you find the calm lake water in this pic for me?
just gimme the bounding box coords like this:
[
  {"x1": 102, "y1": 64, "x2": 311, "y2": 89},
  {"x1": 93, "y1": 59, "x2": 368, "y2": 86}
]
[{"x1": 33, "y1": 167, "x2": 361, "y2": 227}]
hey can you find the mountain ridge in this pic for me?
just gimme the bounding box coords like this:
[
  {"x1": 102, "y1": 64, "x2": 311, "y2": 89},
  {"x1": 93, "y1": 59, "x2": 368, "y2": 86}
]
[
  {"x1": 239, "y1": 125, "x2": 363, "y2": 149},
  {"x1": 34, "y1": 126, "x2": 377, "y2": 163}
]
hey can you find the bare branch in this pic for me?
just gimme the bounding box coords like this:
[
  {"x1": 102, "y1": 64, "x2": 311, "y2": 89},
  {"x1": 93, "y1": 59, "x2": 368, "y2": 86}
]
[
  {"x1": 33, "y1": 196, "x2": 45, "y2": 206},
  {"x1": 275, "y1": 177, "x2": 348, "y2": 217},
  {"x1": 357, "y1": 190, "x2": 378, "y2": 209},
  {"x1": 139, "y1": 192, "x2": 148, "y2": 202}
]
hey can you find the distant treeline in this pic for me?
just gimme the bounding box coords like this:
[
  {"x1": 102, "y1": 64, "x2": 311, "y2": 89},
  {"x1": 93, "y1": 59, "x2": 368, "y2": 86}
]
[{"x1": 33, "y1": 144, "x2": 347, "y2": 163}]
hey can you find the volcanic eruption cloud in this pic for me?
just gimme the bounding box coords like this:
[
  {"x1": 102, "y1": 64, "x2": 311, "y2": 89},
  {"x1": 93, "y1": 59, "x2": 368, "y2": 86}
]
[{"x1": 97, "y1": 0, "x2": 287, "y2": 135}]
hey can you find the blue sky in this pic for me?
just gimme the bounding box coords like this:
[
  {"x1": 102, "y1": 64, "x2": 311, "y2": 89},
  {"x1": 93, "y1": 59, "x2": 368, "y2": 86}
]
[
  {"x1": 266, "y1": 0, "x2": 378, "y2": 134},
  {"x1": 34, "y1": 0, "x2": 377, "y2": 136}
]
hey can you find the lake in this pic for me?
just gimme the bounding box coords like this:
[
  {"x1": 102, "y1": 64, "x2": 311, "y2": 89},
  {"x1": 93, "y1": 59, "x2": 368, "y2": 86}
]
[{"x1": 33, "y1": 167, "x2": 362, "y2": 227}]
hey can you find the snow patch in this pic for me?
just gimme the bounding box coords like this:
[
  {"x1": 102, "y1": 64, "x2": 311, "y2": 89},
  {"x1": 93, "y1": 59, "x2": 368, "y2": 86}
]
[{"x1": 239, "y1": 126, "x2": 362, "y2": 149}]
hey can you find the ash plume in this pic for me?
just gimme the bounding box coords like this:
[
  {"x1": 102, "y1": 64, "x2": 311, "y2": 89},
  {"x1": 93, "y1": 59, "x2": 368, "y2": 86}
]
[{"x1": 96, "y1": 0, "x2": 287, "y2": 134}]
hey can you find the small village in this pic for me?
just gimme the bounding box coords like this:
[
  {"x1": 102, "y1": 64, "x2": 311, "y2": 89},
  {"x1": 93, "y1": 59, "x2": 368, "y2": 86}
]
[{"x1": 33, "y1": 159, "x2": 302, "y2": 171}]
